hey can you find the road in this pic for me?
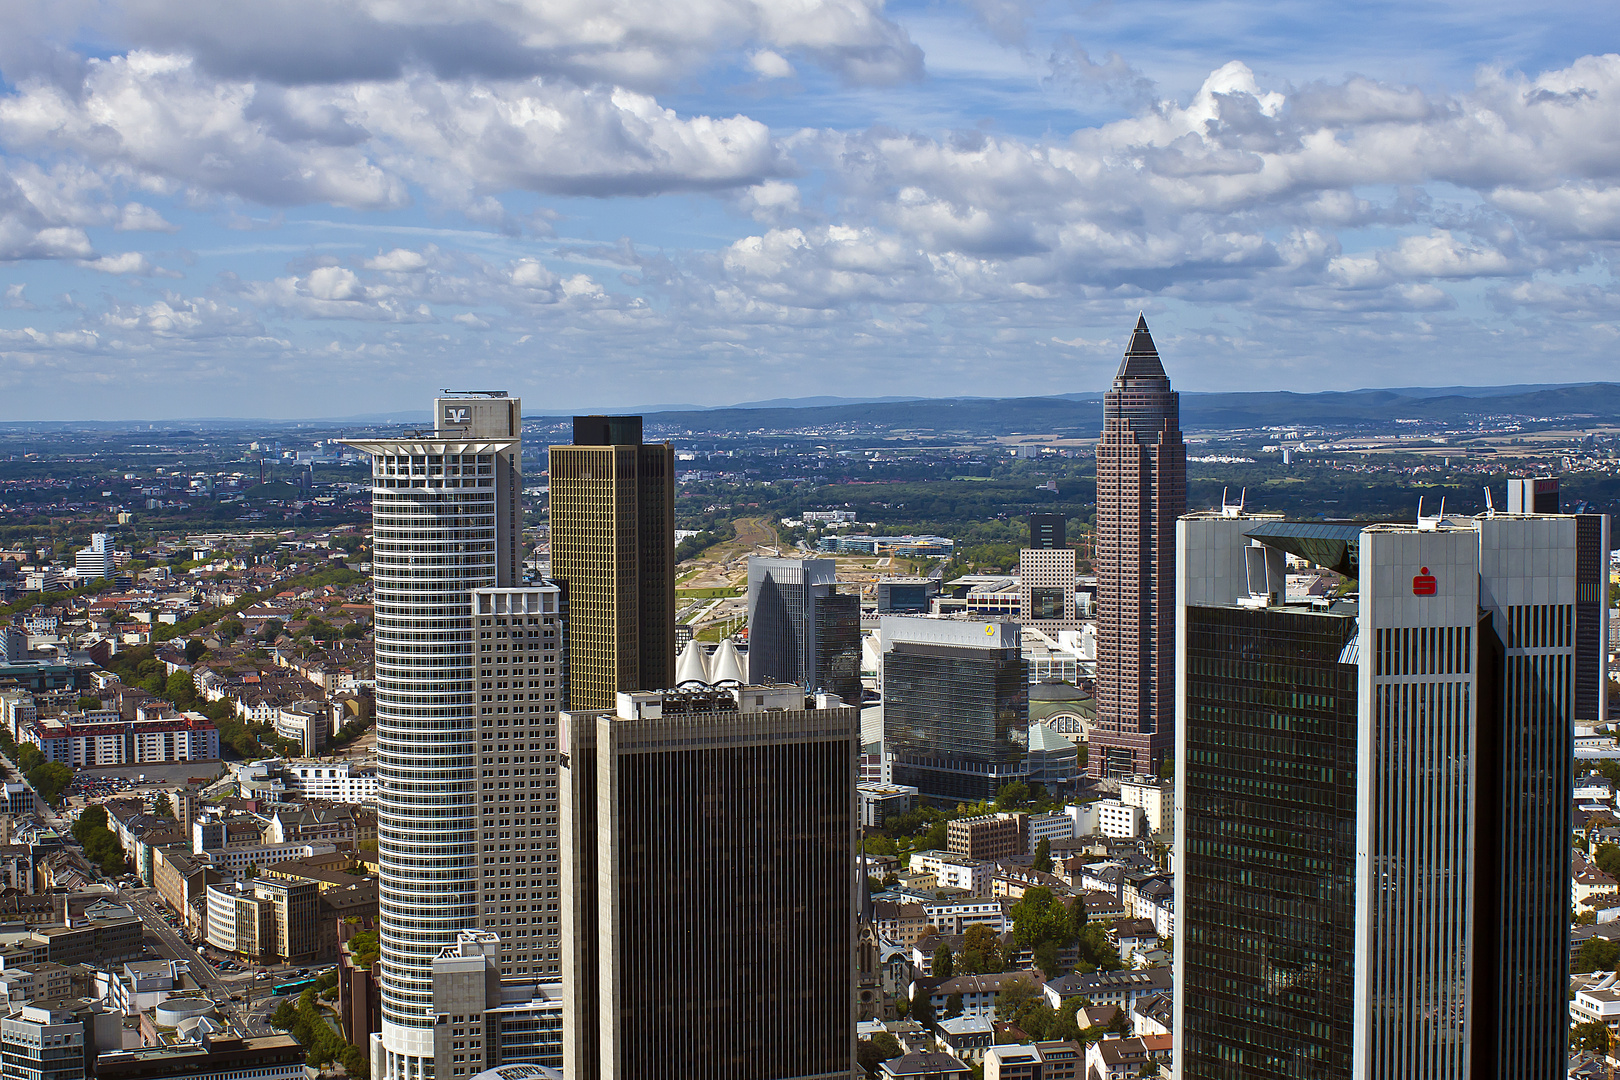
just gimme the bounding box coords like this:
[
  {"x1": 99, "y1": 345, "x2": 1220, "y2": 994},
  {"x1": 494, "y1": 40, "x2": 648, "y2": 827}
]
[{"x1": 119, "y1": 886, "x2": 279, "y2": 1038}]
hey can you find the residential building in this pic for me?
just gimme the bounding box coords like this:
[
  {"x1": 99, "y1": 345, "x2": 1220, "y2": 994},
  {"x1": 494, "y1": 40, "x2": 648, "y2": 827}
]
[
  {"x1": 907, "y1": 852, "x2": 992, "y2": 897},
  {"x1": 879, "y1": 1052, "x2": 971, "y2": 1080},
  {"x1": 914, "y1": 972, "x2": 1041, "y2": 1023},
  {"x1": 1084, "y1": 1034, "x2": 1172, "y2": 1080},
  {"x1": 872, "y1": 901, "x2": 929, "y2": 946},
  {"x1": 947, "y1": 815, "x2": 1020, "y2": 862},
  {"x1": 1117, "y1": 777, "x2": 1172, "y2": 835},
  {"x1": 1042, "y1": 968, "x2": 1171, "y2": 1013},
  {"x1": 548, "y1": 415, "x2": 674, "y2": 710},
  {"x1": 1023, "y1": 812, "x2": 1075, "y2": 854},
  {"x1": 1175, "y1": 510, "x2": 1586, "y2": 1080},
  {"x1": 746, "y1": 556, "x2": 861, "y2": 704},
  {"x1": 561, "y1": 684, "x2": 859, "y2": 1080},
  {"x1": 881, "y1": 616, "x2": 1028, "y2": 805},
  {"x1": 75, "y1": 534, "x2": 114, "y2": 580},
  {"x1": 918, "y1": 897, "x2": 1007, "y2": 935},
  {"x1": 1092, "y1": 314, "x2": 1185, "y2": 777}
]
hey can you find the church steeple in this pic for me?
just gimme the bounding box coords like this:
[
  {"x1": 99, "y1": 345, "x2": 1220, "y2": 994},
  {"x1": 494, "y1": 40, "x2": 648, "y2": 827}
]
[{"x1": 1115, "y1": 312, "x2": 1167, "y2": 380}]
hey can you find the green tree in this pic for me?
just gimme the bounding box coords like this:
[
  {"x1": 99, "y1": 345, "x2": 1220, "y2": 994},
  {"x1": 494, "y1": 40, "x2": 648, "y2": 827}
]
[
  {"x1": 959, "y1": 924, "x2": 1003, "y2": 975},
  {"x1": 995, "y1": 781, "x2": 1030, "y2": 809},
  {"x1": 1577, "y1": 936, "x2": 1620, "y2": 973},
  {"x1": 152, "y1": 792, "x2": 174, "y2": 819},
  {"x1": 944, "y1": 992, "x2": 964, "y2": 1019},
  {"x1": 217, "y1": 619, "x2": 244, "y2": 641},
  {"x1": 1010, "y1": 887, "x2": 1074, "y2": 949},
  {"x1": 1032, "y1": 837, "x2": 1052, "y2": 874},
  {"x1": 1595, "y1": 843, "x2": 1620, "y2": 880},
  {"x1": 76, "y1": 695, "x2": 101, "y2": 712},
  {"x1": 270, "y1": 1001, "x2": 297, "y2": 1030},
  {"x1": 15, "y1": 744, "x2": 43, "y2": 773},
  {"x1": 933, "y1": 944, "x2": 954, "y2": 979},
  {"x1": 166, "y1": 670, "x2": 197, "y2": 709},
  {"x1": 183, "y1": 638, "x2": 207, "y2": 663},
  {"x1": 1068, "y1": 894, "x2": 1089, "y2": 938},
  {"x1": 27, "y1": 762, "x2": 72, "y2": 807},
  {"x1": 1034, "y1": 940, "x2": 1063, "y2": 978}
]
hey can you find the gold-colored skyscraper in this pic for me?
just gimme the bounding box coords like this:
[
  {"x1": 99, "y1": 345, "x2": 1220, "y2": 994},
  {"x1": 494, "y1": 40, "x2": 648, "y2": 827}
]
[{"x1": 548, "y1": 415, "x2": 676, "y2": 709}]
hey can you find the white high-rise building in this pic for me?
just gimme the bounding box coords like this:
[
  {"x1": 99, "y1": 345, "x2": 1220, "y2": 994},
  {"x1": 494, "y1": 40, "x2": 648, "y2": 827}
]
[
  {"x1": 75, "y1": 532, "x2": 115, "y2": 579},
  {"x1": 345, "y1": 395, "x2": 565, "y2": 1080}
]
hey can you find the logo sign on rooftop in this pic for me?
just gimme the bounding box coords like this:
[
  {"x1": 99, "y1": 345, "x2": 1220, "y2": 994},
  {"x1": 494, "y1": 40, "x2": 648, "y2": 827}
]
[
  {"x1": 443, "y1": 406, "x2": 471, "y2": 426},
  {"x1": 1412, "y1": 567, "x2": 1437, "y2": 597}
]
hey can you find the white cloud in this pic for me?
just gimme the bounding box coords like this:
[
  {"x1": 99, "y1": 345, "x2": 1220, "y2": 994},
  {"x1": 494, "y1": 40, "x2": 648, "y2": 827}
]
[
  {"x1": 748, "y1": 50, "x2": 795, "y2": 80},
  {"x1": 80, "y1": 251, "x2": 155, "y2": 275}
]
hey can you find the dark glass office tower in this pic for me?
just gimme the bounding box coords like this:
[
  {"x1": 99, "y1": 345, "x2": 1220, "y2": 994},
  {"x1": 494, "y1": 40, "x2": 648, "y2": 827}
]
[
  {"x1": 1180, "y1": 602, "x2": 1359, "y2": 1080},
  {"x1": 560, "y1": 686, "x2": 859, "y2": 1080},
  {"x1": 549, "y1": 416, "x2": 675, "y2": 710},
  {"x1": 1176, "y1": 513, "x2": 1573, "y2": 1080},
  {"x1": 882, "y1": 618, "x2": 1027, "y2": 805},
  {"x1": 1094, "y1": 314, "x2": 1186, "y2": 777},
  {"x1": 747, "y1": 556, "x2": 861, "y2": 703}
]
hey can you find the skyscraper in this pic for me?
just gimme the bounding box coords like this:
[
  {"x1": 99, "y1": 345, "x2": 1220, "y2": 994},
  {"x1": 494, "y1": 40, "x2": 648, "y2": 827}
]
[
  {"x1": 548, "y1": 416, "x2": 675, "y2": 710},
  {"x1": 1092, "y1": 314, "x2": 1186, "y2": 777},
  {"x1": 881, "y1": 616, "x2": 1027, "y2": 804},
  {"x1": 560, "y1": 684, "x2": 859, "y2": 1080},
  {"x1": 746, "y1": 556, "x2": 861, "y2": 703},
  {"x1": 1175, "y1": 509, "x2": 1583, "y2": 1080},
  {"x1": 344, "y1": 395, "x2": 566, "y2": 1079}
]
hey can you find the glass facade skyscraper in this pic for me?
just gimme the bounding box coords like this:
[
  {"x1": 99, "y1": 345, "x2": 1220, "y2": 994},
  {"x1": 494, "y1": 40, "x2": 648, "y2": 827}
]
[
  {"x1": 548, "y1": 416, "x2": 675, "y2": 710},
  {"x1": 1180, "y1": 602, "x2": 1358, "y2": 1080},
  {"x1": 746, "y1": 556, "x2": 861, "y2": 703},
  {"x1": 880, "y1": 617, "x2": 1027, "y2": 805},
  {"x1": 1175, "y1": 511, "x2": 1589, "y2": 1080}
]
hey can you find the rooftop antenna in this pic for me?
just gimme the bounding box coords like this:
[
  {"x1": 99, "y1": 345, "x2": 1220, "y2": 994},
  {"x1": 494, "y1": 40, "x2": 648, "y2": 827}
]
[
  {"x1": 438, "y1": 389, "x2": 509, "y2": 398},
  {"x1": 1220, "y1": 487, "x2": 1246, "y2": 518},
  {"x1": 1417, "y1": 496, "x2": 1444, "y2": 532},
  {"x1": 1484, "y1": 488, "x2": 1495, "y2": 517}
]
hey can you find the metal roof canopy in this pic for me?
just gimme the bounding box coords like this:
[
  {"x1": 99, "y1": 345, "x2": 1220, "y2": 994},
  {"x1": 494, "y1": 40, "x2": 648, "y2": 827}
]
[{"x1": 1243, "y1": 521, "x2": 1369, "y2": 578}]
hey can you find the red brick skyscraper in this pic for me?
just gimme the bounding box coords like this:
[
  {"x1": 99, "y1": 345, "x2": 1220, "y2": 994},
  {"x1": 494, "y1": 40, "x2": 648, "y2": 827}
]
[{"x1": 1091, "y1": 314, "x2": 1185, "y2": 777}]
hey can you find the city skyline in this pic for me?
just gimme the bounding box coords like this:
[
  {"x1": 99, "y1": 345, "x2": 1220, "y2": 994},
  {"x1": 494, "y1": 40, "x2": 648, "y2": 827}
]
[{"x1": 3, "y1": 2, "x2": 1620, "y2": 418}]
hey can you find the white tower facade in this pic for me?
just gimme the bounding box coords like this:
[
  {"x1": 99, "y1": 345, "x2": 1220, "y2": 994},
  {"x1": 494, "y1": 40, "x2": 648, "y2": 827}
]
[{"x1": 345, "y1": 396, "x2": 524, "y2": 1080}]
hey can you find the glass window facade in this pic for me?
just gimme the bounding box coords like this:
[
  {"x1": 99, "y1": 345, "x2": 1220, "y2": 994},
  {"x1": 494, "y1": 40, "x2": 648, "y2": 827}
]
[
  {"x1": 1181, "y1": 604, "x2": 1358, "y2": 1080},
  {"x1": 886, "y1": 642, "x2": 1027, "y2": 805}
]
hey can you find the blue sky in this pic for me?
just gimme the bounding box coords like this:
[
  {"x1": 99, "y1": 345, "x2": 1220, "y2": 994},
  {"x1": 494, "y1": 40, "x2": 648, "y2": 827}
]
[{"x1": 1, "y1": 0, "x2": 1619, "y2": 419}]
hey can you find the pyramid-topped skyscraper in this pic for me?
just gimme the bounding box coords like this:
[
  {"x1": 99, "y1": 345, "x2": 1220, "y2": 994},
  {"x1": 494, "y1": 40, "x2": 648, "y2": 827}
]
[{"x1": 1091, "y1": 314, "x2": 1186, "y2": 777}]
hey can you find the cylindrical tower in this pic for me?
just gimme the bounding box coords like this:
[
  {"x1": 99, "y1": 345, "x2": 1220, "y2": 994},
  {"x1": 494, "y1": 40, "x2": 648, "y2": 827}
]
[{"x1": 344, "y1": 396, "x2": 522, "y2": 1080}]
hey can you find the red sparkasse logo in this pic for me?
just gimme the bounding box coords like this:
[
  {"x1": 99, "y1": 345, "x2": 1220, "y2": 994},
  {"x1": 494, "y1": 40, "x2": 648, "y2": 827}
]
[{"x1": 1412, "y1": 567, "x2": 1437, "y2": 596}]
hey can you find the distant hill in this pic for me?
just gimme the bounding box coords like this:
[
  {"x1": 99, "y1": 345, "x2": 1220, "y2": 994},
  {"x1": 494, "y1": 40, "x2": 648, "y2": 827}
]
[{"x1": 7, "y1": 382, "x2": 1618, "y2": 434}]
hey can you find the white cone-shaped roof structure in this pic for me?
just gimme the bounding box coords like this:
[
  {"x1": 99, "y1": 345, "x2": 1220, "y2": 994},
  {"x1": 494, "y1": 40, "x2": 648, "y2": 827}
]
[
  {"x1": 675, "y1": 639, "x2": 710, "y2": 685},
  {"x1": 710, "y1": 638, "x2": 747, "y2": 684}
]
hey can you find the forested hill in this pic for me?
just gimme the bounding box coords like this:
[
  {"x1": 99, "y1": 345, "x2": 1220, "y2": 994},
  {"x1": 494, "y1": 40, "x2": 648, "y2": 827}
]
[{"x1": 525, "y1": 382, "x2": 1620, "y2": 439}]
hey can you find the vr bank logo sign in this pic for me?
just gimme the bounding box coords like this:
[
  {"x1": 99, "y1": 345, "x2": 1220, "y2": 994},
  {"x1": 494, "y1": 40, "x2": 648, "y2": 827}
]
[{"x1": 443, "y1": 406, "x2": 471, "y2": 426}]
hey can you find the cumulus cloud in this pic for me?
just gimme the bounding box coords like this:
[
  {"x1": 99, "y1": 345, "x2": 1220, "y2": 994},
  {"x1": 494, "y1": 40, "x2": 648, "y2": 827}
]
[
  {"x1": 80, "y1": 252, "x2": 155, "y2": 275},
  {"x1": 103, "y1": 0, "x2": 921, "y2": 89},
  {"x1": 0, "y1": 54, "x2": 789, "y2": 210}
]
